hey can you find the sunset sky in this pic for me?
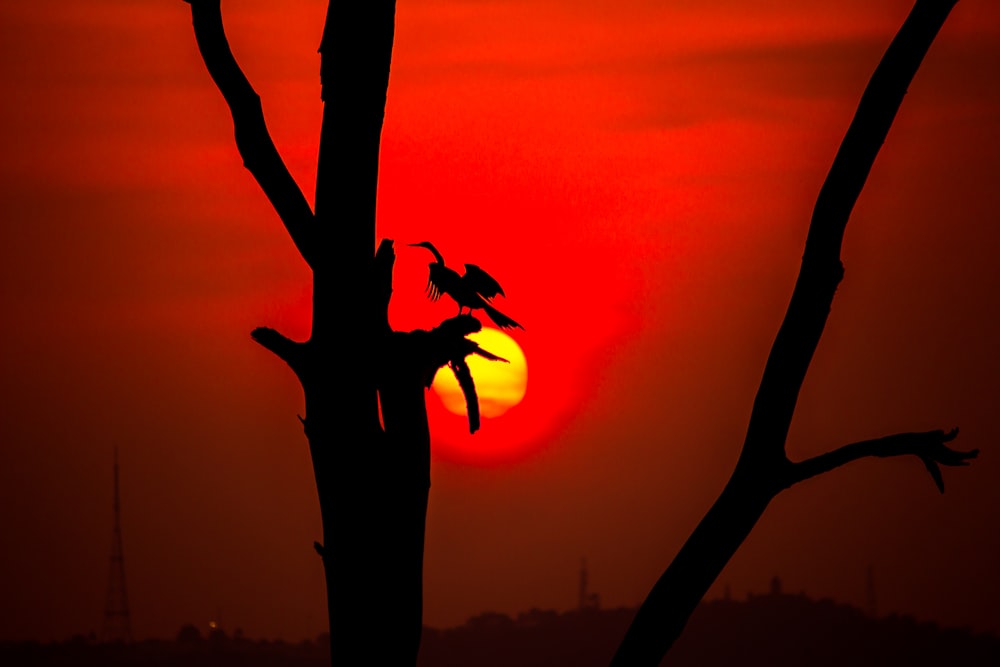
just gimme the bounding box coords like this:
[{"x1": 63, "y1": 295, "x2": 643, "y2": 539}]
[{"x1": 2, "y1": 0, "x2": 999, "y2": 643}]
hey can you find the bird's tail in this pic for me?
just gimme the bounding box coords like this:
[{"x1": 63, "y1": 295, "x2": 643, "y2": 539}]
[{"x1": 483, "y1": 304, "x2": 523, "y2": 330}]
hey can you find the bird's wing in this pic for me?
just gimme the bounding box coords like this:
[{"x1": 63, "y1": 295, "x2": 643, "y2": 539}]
[
  {"x1": 426, "y1": 276, "x2": 442, "y2": 301},
  {"x1": 427, "y1": 264, "x2": 456, "y2": 301},
  {"x1": 463, "y1": 264, "x2": 506, "y2": 301}
]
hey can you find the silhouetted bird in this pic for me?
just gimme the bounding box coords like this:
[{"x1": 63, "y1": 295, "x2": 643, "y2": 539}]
[{"x1": 410, "y1": 242, "x2": 523, "y2": 330}]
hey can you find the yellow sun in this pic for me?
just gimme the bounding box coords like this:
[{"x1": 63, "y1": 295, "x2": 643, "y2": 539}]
[{"x1": 432, "y1": 328, "x2": 527, "y2": 418}]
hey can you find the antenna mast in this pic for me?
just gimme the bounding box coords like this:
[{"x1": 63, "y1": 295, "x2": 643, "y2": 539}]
[{"x1": 102, "y1": 447, "x2": 133, "y2": 642}]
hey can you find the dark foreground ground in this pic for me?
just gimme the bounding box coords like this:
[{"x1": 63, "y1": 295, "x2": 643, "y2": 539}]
[{"x1": 5, "y1": 592, "x2": 998, "y2": 666}]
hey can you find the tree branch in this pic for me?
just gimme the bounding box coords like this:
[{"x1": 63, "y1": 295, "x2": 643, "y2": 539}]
[
  {"x1": 251, "y1": 327, "x2": 307, "y2": 378},
  {"x1": 741, "y1": 0, "x2": 957, "y2": 470},
  {"x1": 389, "y1": 314, "x2": 505, "y2": 435},
  {"x1": 448, "y1": 358, "x2": 481, "y2": 434},
  {"x1": 184, "y1": 0, "x2": 317, "y2": 268},
  {"x1": 741, "y1": 0, "x2": 958, "y2": 467},
  {"x1": 446, "y1": 324, "x2": 509, "y2": 434},
  {"x1": 789, "y1": 428, "x2": 978, "y2": 492},
  {"x1": 612, "y1": 3, "x2": 963, "y2": 665}
]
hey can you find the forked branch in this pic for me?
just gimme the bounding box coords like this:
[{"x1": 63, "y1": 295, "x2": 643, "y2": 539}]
[
  {"x1": 612, "y1": 2, "x2": 966, "y2": 665},
  {"x1": 789, "y1": 428, "x2": 978, "y2": 492},
  {"x1": 742, "y1": 0, "x2": 959, "y2": 465},
  {"x1": 184, "y1": 0, "x2": 317, "y2": 267}
]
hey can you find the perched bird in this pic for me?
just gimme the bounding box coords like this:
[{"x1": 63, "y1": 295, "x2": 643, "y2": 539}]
[{"x1": 410, "y1": 241, "x2": 523, "y2": 330}]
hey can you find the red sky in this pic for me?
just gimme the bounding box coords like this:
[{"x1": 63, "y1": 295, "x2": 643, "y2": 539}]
[{"x1": 2, "y1": 0, "x2": 999, "y2": 643}]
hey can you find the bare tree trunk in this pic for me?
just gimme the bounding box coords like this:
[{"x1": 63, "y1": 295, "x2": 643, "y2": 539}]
[
  {"x1": 611, "y1": 1, "x2": 976, "y2": 665},
  {"x1": 182, "y1": 1, "x2": 979, "y2": 664},
  {"x1": 182, "y1": 2, "x2": 489, "y2": 664}
]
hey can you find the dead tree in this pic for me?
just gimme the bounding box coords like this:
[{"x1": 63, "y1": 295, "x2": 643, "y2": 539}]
[
  {"x1": 182, "y1": 0, "x2": 978, "y2": 665},
  {"x1": 610, "y1": 1, "x2": 977, "y2": 665},
  {"x1": 182, "y1": 1, "x2": 494, "y2": 664}
]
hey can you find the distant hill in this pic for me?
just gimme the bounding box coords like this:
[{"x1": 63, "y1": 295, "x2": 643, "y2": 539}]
[{"x1": 4, "y1": 592, "x2": 997, "y2": 666}]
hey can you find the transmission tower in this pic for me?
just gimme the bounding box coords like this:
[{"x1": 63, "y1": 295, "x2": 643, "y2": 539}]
[{"x1": 101, "y1": 447, "x2": 132, "y2": 642}]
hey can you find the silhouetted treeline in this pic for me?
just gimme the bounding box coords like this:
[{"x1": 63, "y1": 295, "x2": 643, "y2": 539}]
[
  {"x1": 419, "y1": 595, "x2": 998, "y2": 667},
  {"x1": 0, "y1": 629, "x2": 328, "y2": 667},
  {"x1": 4, "y1": 593, "x2": 997, "y2": 667}
]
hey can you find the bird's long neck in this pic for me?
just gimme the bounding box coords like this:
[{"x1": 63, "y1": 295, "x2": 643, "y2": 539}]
[{"x1": 424, "y1": 243, "x2": 445, "y2": 266}]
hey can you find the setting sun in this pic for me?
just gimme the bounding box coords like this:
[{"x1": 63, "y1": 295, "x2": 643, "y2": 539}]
[{"x1": 432, "y1": 328, "x2": 527, "y2": 418}]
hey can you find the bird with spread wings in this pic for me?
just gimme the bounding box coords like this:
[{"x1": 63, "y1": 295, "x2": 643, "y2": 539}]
[{"x1": 410, "y1": 242, "x2": 523, "y2": 330}]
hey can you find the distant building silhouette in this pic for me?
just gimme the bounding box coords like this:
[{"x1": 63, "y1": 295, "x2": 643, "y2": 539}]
[{"x1": 578, "y1": 558, "x2": 601, "y2": 611}]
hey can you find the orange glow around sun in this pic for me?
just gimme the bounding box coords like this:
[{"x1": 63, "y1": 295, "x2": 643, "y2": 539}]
[{"x1": 432, "y1": 328, "x2": 527, "y2": 418}]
